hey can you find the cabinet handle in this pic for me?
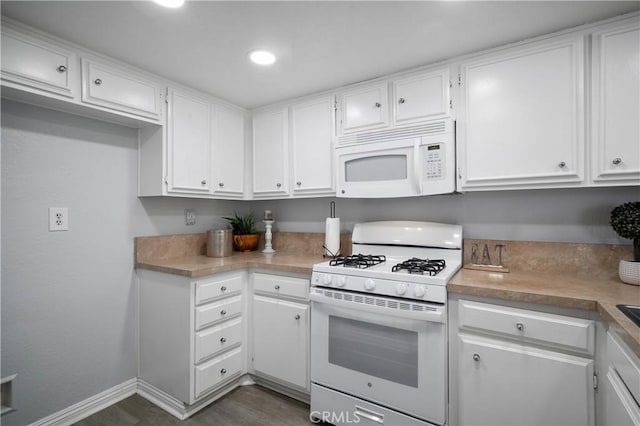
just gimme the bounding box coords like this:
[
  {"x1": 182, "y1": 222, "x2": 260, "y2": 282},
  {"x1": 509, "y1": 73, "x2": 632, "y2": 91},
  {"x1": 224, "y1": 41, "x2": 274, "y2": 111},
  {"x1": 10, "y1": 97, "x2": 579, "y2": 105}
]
[
  {"x1": 613, "y1": 158, "x2": 622, "y2": 165},
  {"x1": 473, "y1": 353, "x2": 480, "y2": 362},
  {"x1": 219, "y1": 182, "x2": 224, "y2": 187},
  {"x1": 201, "y1": 180, "x2": 207, "y2": 185},
  {"x1": 94, "y1": 78, "x2": 102, "y2": 85},
  {"x1": 558, "y1": 161, "x2": 566, "y2": 168},
  {"x1": 375, "y1": 102, "x2": 381, "y2": 108},
  {"x1": 220, "y1": 337, "x2": 227, "y2": 343},
  {"x1": 220, "y1": 310, "x2": 227, "y2": 316},
  {"x1": 296, "y1": 181, "x2": 302, "y2": 186},
  {"x1": 295, "y1": 314, "x2": 301, "y2": 320},
  {"x1": 220, "y1": 286, "x2": 227, "y2": 292},
  {"x1": 398, "y1": 98, "x2": 406, "y2": 104},
  {"x1": 220, "y1": 368, "x2": 227, "y2": 374},
  {"x1": 341, "y1": 189, "x2": 346, "y2": 194},
  {"x1": 274, "y1": 285, "x2": 280, "y2": 290},
  {"x1": 516, "y1": 322, "x2": 524, "y2": 331},
  {"x1": 57, "y1": 65, "x2": 67, "y2": 73},
  {"x1": 276, "y1": 183, "x2": 282, "y2": 188}
]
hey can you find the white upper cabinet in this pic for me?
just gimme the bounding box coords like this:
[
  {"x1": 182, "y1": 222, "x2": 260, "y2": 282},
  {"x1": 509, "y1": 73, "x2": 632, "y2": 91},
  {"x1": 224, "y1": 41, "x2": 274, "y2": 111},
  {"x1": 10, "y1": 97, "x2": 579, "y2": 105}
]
[
  {"x1": 1, "y1": 26, "x2": 77, "y2": 98},
  {"x1": 167, "y1": 88, "x2": 211, "y2": 194},
  {"x1": 392, "y1": 68, "x2": 451, "y2": 126},
  {"x1": 291, "y1": 95, "x2": 335, "y2": 195},
  {"x1": 212, "y1": 104, "x2": 245, "y2": 198},
  {"x1": 81, "y1": 59, "x2": 162, "y2": 120},
  {"x1": 591, "y1": 18, "x2": 640, "y2": 186},
  {"x1": 253, "y1": 107, "x2": 289, "y2": 197},
  {"x1": 458, "y1": 36, "x2": 585, "y2": 190},
  {"x1": 338, "y1": 81, "x2": 389, "y2": 134}
]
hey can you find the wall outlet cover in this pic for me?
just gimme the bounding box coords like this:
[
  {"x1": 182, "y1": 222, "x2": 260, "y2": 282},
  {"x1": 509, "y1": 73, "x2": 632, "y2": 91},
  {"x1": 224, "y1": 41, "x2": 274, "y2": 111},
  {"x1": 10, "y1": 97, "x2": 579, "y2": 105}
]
[
  {"x1": 49, "y1": 207, "x2": 68, "y2": 231},
  {"x1": 185, "y1": 209, "x2": 196, "y2": 226}
]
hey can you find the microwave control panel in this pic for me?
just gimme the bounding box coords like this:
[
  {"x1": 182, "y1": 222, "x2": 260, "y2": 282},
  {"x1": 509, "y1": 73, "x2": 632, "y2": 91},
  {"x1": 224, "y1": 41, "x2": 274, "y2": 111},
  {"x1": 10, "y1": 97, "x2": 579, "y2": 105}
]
[{"x1": 424, "y1": 143, "x2": 445, "y2": 180}]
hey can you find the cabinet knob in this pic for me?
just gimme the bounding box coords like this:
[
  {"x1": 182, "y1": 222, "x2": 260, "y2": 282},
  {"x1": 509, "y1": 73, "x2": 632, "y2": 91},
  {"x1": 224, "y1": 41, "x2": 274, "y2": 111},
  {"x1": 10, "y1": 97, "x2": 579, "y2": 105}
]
[
  {"x1": 219, "y1": 182, "x2": 224, "y2": 187},
  {"x1": 201, "y1": 180, "x2": 207, "y2": 185},
  {"x1": 295, "y1": 314, "x2": 301, "y2": 320},
  {"x1": 276, "y1": 183, "x2": 282, "y2": 188},
  {"x1": 57, "y1": 65, "x2": 67, "y2": 73},
  {"x1": 220, "y1": 310, "x2": 227, "y2": 316},
  {"x1": 341, "y1": 189, "x2": 346, "y2": 194},
  {"x1": 516, "y1": 322, "x2": 524, "y2": 331},
  {"x1": 220, "y1": 368, "x2": 227, "y2": 374},
  {"x1": 220, "y1": 286, "x2": 227, "y2": 292},
  {"x1": 296, "y1": 181, "x2": 302, "y2": 186},
  {"x1": 220, "y1": 337, "x2": 227, "y2": 343},
  {"x1": 94, "y1": 78, "x2": 102, "y2": 85},
  {"x1": 398, "y1": 98, "x2": 406, "y2": 104},
  {"x1": 558, "y1": 161, "x2": 566, "y2": 168},
  {"x1": 375, "y1": 102, "x2": 381, "y2": 108},
  {"x1": 274, "y1": 285, "x2": 280, "y2": 290},
  {"x1": 613, "y1": 157, "x2": 622, "y2": 165},
  {"x1": 473, "y1": 353, "x2": 480, "y2": 362}
]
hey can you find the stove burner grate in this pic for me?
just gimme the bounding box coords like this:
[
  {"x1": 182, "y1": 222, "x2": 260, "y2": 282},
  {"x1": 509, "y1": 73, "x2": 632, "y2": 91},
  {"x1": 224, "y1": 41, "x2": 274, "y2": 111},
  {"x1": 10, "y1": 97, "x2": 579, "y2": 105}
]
[
  {"x1": 392, "y1": 258, "x2": 446, "y2": 276},
  {"x1": 329, "y1": 254, "x2": 386, "y2": 269}
]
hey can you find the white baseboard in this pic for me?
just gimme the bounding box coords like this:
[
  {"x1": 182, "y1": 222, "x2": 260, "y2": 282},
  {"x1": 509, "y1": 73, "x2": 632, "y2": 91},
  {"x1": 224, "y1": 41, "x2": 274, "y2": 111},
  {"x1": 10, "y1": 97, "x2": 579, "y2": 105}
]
[{"x1": 29, "y1": 378, "x2": 137, "y2": 426}]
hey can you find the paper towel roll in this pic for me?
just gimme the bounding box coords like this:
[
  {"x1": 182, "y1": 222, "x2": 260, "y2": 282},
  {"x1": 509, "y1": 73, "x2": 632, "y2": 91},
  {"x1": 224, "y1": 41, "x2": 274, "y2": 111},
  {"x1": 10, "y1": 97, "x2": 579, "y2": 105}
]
[{"x1": 325, "y1": 217, "x2": 340, "y2": 257}]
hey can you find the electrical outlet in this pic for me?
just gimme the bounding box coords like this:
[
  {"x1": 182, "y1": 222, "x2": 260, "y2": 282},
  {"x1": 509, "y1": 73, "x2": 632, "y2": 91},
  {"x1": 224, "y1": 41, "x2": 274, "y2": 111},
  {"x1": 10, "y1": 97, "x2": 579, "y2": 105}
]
[
  {"x1": 49, "y1": 207, "x2": 69, "y2": 231},
  {"x1": 185, "y1": 209, "x2": 197, "y2": 226}
]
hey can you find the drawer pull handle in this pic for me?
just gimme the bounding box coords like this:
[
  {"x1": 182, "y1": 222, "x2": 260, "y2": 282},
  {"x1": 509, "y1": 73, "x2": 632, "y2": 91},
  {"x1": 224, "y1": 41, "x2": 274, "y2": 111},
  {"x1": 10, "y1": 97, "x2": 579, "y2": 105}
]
[
  {"x1": 398, "y1": 97, "x2": 406, "y2": 104},
  {"x1": 516, "y1": 322, "x2": 524, "y2": 331},
  {"x1": 473, "y1": 353, "x2": 480, "y2": 362},
  {"x1": 220, "y1": 310, "x2": 227, "y2": 316},
  {"x1": 375, "y1": 102, "x2": 381, "y2": 108},
  {"x1": 558, "y1": 161, "x2": 566, "y2": 168},
  {"x1": 613, "y1": 157, "x2": 622, "y2": 165},
  {"x1": 57, "y1": 65, "x2": 67, "y2": 73},
  {"x1": 274, "y1": 285, "x2": 280, "y2": 290},
  {"x1": 220, "y1": 368, "x2": 227, "y2": 374},
  {"x1": 295, "y1": 314, "x2": 301, "y2": 320},
  {"x1": 220, "y1": 286, "x2": 227, "y2": 292},
  {"x1": 220, "y1": 337, "x2": 227, "y2": 343},
  {"x1": 94, "y1": 78, "x2": 102, "y2": 85}
]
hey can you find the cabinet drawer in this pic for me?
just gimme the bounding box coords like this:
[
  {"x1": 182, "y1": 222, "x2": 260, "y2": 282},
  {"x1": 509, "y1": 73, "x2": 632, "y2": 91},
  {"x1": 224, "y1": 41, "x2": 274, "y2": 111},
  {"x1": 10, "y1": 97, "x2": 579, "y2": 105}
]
[
  {"x1": 253, "y1": 273, "x2": 309, "y2": 300},
  {"x1": 195, "y1": 318, "x2": 242, "y2": 364},
  {"x1": 608, "y1": 332, "x2": 640, "y2": 406},
  {"x1": 194, "y1": 347, "x2": 242, "y2": 399},
  {"x1": 1, "y1": 28, "x2": 76, "y2": 97},
  {"x1": 195, "y1": 274, "x2": 243, "y2": 305},
  {"x1": 458, "y1": 300, "x2": 594, "y2": 354},
  {"x1": 81, "y1": 59, "x2": 162, "y2": 119},
  {"x1": 195, "y1": 295, "x2": 242, "y2": 331}
]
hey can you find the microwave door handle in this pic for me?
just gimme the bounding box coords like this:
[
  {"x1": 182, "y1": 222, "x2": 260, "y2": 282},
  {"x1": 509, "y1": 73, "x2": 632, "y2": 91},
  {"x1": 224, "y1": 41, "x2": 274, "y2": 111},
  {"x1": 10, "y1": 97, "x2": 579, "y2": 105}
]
[{"x1": 414, "y1": 142, "x2": 422, "y2": 194}]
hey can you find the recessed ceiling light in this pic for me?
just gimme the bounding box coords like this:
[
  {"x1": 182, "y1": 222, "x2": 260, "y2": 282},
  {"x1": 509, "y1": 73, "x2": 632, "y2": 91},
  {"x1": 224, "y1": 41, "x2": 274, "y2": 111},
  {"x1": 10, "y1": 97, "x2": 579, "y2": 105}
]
[
  {"x1": 153, "y1": 0, "x2": 184, "y2": 8},
  {"x1": 249, "y1": 50, "x2": 276, "y2": 66}
]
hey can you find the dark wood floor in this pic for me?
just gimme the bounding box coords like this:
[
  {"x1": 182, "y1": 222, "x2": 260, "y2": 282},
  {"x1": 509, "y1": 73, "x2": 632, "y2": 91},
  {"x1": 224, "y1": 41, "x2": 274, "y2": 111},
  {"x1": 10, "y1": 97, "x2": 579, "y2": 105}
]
[{"x1": 74, "y1": 385, "x2": 315, "y2": 425}]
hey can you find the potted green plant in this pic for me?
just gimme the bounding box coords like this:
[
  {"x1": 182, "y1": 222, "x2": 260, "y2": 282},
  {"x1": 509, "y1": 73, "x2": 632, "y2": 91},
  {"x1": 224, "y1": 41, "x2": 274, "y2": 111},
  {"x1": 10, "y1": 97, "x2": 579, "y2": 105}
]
[
  {"x1": 610, "y1": 201, "x2": 640, "y2": 285},
  {"x1": 223, "y1": 212, "x2": 259, "y2": 252}
]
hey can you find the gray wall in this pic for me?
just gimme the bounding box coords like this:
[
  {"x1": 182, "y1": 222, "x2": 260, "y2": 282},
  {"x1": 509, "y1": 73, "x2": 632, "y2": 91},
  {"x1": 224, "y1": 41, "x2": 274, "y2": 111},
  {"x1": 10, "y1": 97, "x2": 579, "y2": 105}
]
[{"x1": 1, "y1": 100, "x2": 636, "y2": 424}]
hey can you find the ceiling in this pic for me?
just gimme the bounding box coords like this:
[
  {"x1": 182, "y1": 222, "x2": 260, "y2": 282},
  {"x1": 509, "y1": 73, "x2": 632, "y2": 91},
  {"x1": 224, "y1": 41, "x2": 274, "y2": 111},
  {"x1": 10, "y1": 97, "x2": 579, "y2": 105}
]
[{"x1": 2, "y1": 1, "x2": 638, "y2": 109}]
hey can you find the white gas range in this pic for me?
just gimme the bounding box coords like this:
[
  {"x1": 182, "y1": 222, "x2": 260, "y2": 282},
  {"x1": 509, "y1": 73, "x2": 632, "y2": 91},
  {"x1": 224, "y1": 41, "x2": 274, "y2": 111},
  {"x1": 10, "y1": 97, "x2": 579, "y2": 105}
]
[{"x1": 309, "y1": 221, "x2": 462, "y2": 426}]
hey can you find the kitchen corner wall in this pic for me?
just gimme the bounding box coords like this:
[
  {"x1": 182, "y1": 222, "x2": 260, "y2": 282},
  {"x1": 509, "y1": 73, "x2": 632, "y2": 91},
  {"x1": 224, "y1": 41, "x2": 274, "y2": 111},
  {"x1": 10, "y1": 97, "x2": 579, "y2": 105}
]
[{"x1": 1, "y1": 100, "x2": 637, "y2": 425}]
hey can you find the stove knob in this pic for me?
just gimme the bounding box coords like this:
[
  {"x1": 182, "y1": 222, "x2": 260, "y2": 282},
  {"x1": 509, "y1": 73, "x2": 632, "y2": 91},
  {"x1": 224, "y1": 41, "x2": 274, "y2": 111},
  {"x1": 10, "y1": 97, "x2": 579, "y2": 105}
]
[
  {"x1": 364, "y1": 279, "x2": 376, "y2": 291},
  {"x1": 336, "y1": 276, "x2": 347, "y2": 287},
  {"x1": 322, "y1": 274, "x2": 333, "y2": 285},
  {"x1": 414, "y1": 285, "x2": 426, "y2": 298},
  {"x1": 395, "y1": 283, "x2": 407, "y2": 295}
]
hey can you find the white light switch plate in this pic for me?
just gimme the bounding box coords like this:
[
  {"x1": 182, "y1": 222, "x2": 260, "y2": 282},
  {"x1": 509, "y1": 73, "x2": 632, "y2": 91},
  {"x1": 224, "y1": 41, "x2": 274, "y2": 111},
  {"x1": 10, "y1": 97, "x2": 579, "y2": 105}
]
[{"x1": 49, "y1": 207, "x2": 68, "y2": 231}]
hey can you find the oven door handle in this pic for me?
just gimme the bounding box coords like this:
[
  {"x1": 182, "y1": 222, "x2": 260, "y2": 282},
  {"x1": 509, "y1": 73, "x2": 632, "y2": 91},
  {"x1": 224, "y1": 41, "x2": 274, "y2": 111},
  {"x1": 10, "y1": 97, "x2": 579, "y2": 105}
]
[{"x1": 310, "y1": 292, "x2": 445, "y2": 323}]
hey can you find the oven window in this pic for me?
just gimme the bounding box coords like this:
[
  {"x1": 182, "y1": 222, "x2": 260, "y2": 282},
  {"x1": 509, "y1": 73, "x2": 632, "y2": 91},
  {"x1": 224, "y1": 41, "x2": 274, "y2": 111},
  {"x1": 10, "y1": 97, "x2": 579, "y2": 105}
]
[
  {"x1": 328, "y1": 316, "x2": 418, "y2": 387},
  {"x1": 344, "y1": 155, "x2": 408, "y2": 182}
]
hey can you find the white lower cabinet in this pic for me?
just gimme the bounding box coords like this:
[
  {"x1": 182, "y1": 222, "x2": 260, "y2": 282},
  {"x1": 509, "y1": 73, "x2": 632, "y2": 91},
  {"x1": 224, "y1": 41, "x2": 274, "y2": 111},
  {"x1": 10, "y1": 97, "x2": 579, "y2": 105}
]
[
  {"x1": 451, "y1": 298, "x2": 596, "y2": 426},
  {"x1": 138, "y1": 269, "x2": 246, "y2": 406},
  {"x1": 251, "y1": 273, "x2": 310, "y2": 392},
  {"x1": 602, "y1": 331, "x2": 640, "y2": 425}
]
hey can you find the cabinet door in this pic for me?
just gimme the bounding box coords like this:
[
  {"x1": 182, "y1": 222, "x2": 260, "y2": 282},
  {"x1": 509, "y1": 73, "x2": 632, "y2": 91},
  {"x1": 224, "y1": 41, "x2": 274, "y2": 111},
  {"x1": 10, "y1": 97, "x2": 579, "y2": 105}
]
[
  {"x1": 591, "y1": 20, "x2": 640, "y2": 185},
  {"x1": 339, "y1": 82, "x2": 389, "y2": 134},
  {"x1": 167, "y1": 89, "x2": 211, "y2": 193},
  {"x1": 252, "y1": 107, "x2": 289, "y2": 196},
  {"x1": 81, "y1": 59, "x2": 162, "y2": 120},
  {"x1": 291, "y1": 95, "x2": 335, "y2": 195},
  {"x1": 252, "y1": 295, "x2": 309, "y2": 390},
  {"x1": 458, "y1": 334, "x2": 594, "y2": 426},
  {"x1": 1, "y1": 27, "x2": 76, "y2": 98},
  {"x1": 393, "y1": 69, "x2": 450, "y2": 125},
  {"x1": 212, "y1": 104, "x2": 245, "y2": 197},
  {"x1": 458, "y1": 37, "x2": 585, "y2": 190}
]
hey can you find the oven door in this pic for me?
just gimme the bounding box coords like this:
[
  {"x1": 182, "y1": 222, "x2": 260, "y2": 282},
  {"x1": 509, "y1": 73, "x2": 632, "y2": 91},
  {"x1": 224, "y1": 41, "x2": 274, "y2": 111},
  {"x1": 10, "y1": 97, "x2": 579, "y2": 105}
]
[
  {"x1": 336, "y1": 138, "x2": 422, "y2": 198},
  {"x1": 310, "y1": 289, "x2": 446, "y2": 425}
]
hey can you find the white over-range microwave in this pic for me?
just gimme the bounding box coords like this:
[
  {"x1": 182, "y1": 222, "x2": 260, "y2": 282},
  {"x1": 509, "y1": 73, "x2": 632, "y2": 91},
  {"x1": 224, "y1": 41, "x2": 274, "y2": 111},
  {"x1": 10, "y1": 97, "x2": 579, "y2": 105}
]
[{"x1": 336, "y1": 119, "x2": 455, "y2": 198}]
